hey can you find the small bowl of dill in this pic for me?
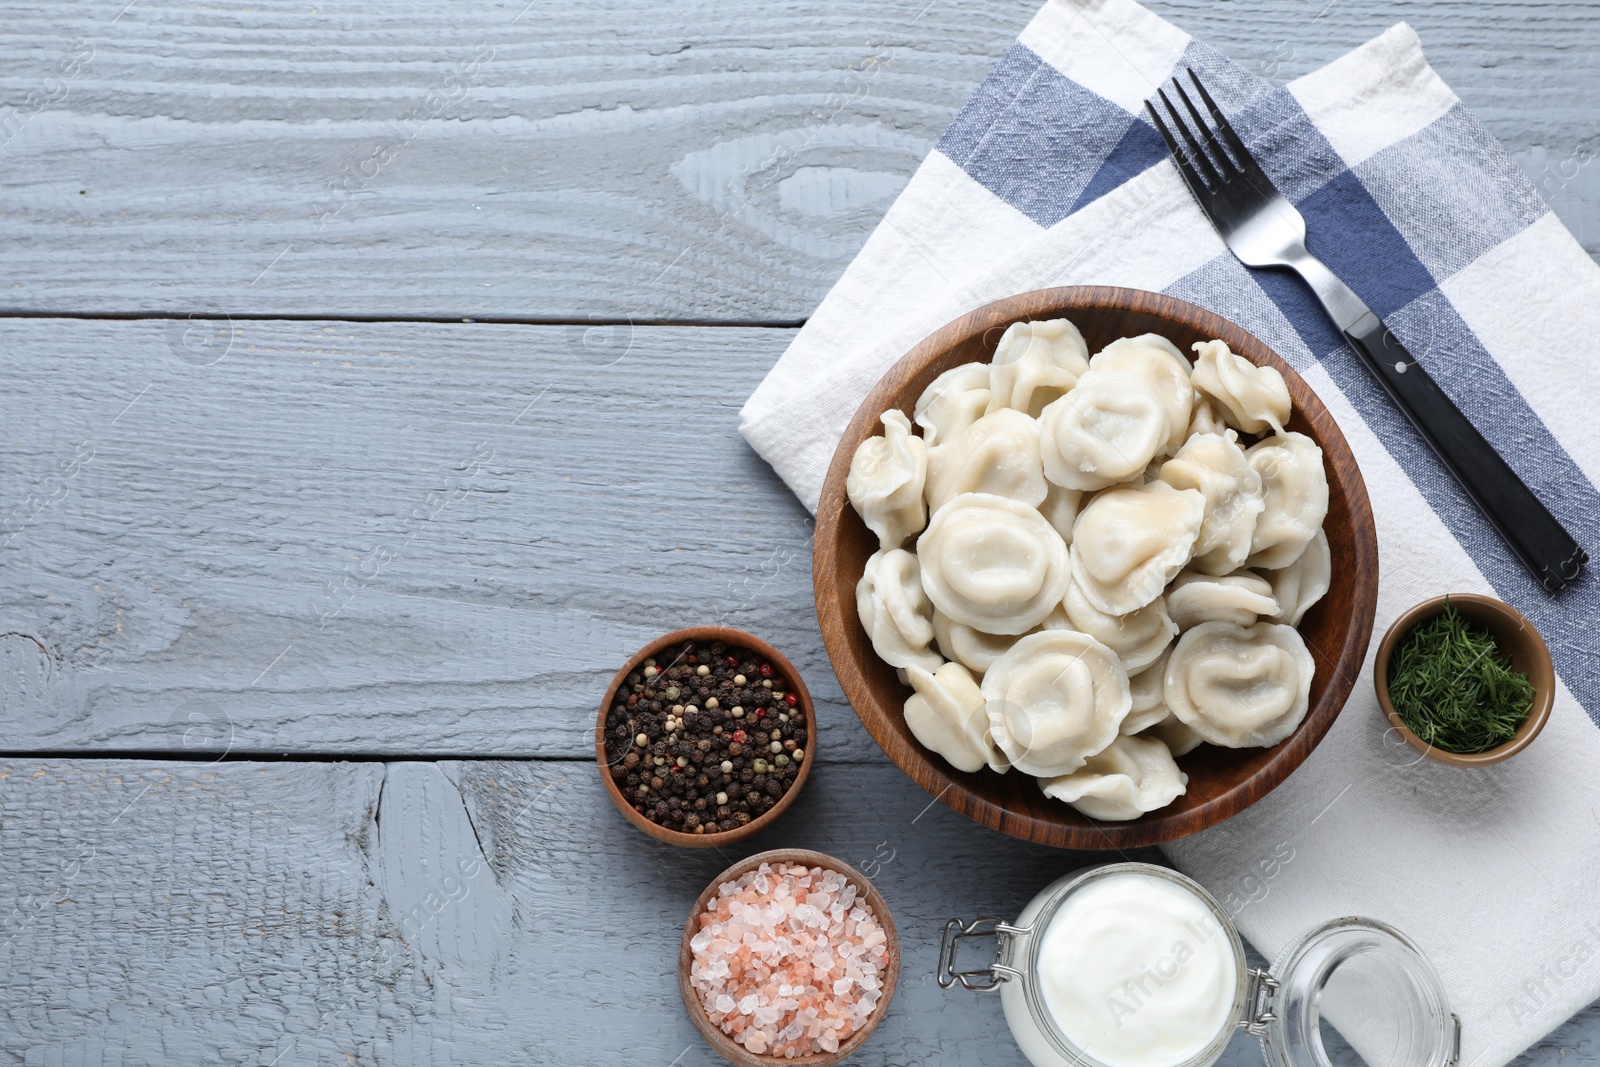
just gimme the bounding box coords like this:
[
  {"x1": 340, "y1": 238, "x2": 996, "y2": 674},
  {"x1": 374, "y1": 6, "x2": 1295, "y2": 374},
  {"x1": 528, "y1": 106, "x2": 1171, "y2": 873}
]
[{"x1": 1374, "y1": 594, "x2": 1554, "y2": 766}]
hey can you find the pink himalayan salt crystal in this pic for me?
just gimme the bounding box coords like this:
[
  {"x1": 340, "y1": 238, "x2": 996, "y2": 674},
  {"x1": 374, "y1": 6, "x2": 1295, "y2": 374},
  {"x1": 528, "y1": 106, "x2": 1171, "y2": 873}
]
[{"x1": 689, "y1": 862, "x2": 889, "y2": 1058}]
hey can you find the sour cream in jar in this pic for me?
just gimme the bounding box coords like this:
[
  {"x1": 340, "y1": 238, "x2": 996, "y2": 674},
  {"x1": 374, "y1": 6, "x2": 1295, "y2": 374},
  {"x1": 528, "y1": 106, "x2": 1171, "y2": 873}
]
[
  {"x1": 946, "y1": 863, "x2": 1456, "y2": 1067},
  {"x1": 1035, "y1": 872, "x2": 1237, "y2": 1067}
]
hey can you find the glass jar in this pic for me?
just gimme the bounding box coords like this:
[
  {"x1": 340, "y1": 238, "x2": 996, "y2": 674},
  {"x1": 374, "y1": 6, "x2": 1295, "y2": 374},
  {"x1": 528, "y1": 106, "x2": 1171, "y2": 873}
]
[{"x1": 938, "y1": 862, "x2": 1459, "y2": 1067}]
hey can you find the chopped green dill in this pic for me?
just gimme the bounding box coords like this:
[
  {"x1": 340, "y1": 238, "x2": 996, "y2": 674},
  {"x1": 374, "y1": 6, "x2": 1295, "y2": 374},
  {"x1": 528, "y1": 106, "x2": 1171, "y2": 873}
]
[{"x1": 1388, "y1": 603, "x2": 1535, "y2": 755}]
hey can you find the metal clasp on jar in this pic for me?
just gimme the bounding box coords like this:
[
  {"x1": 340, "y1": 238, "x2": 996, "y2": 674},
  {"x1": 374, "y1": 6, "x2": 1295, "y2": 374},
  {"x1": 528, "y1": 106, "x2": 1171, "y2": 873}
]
[
  {"x1": 937, "y1": 916, "x2": 1030, "y2": 991},
  {"x1": 1242, "y1": 968, "x2": 1280, "y2": 1036}
]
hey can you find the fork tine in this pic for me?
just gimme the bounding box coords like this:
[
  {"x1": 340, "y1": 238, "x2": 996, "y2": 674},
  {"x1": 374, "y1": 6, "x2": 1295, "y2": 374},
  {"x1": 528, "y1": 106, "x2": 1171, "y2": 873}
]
[
  {"x1": 1151, "y1": 85, "x2": 1222, "y2": 188},
  {"x1": 1185, "y1": 69, "x2": 1255, "y2": 174},
  {"x1": 1171, "y1": 78, "x2": 1233, "y2": 181},
  {"x1": 1144, "y1": 99, "x2": 1208, "y2": 198},
  {"x1": 1144, "y1": 99, "x2": 1185, "y2": 167}
]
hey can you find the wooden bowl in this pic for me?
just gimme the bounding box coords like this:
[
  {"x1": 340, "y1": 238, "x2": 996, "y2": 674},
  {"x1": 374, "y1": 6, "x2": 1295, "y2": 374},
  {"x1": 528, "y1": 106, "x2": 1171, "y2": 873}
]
[
  {"x1": 596, "y1": 626, "x2": 817, "y2": 848},
  {"x1": 678, "y1": 848, "x2": 900, "y2": 1067},
  {"x1": 1374, "y1": 593, "x2": 1555, "y2": 766},
  {"x1": 814, "y1": 286, "x2": 1379, "y2": 850}
]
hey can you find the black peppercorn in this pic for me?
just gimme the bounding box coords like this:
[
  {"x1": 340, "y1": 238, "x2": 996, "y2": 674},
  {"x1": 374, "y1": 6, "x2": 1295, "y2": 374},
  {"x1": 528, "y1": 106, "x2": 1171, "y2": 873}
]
[{"x1": 604, "y1": 638, "x2": 805, "y2": 835}]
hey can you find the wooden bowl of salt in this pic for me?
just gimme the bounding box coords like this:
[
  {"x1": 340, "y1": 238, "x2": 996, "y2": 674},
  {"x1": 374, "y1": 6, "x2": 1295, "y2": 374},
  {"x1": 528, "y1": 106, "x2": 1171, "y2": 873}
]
[{"x1": 678, "y1": 848, "x2": 900, "y2": 1067}]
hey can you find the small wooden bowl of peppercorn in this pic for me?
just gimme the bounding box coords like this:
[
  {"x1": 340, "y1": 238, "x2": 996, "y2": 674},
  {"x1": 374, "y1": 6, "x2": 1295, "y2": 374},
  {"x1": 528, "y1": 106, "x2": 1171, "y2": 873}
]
[
  {"x1": 1374, "y1": 593, "x2": 1555, "y2": 767},
  {"x1": 597, "y1": 627, "x2": 817, "y2": 847}
]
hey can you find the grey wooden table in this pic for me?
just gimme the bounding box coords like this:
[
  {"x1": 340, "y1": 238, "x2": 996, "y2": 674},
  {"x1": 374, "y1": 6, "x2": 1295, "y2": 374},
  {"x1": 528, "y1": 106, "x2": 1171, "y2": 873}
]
[{"x1": 2, "y1": 1, "x2": 1597, "y2": 1063}]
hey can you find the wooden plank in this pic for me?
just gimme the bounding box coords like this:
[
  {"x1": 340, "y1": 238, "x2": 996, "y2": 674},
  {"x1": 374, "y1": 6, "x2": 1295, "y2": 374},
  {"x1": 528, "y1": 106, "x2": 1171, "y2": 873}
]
[
  {"x1": 0, "y1": 0, "x2": 1036, "y2": 322},
  {"x1": 0, "y1": 757, "x2": 1127, "y2": 1064},
  {"x1": 0, "y1": 0, "x2": 1594, "y2": 322},
  {"x1": 1, "y1": 756, "x2": 1596, "y2": 1064},
  {"x1": 0, "y1": 317, "x2": 863, "y2": 757},
  {"x1": 0, "y1": 760, "x2": 393, "y2": 1064}
]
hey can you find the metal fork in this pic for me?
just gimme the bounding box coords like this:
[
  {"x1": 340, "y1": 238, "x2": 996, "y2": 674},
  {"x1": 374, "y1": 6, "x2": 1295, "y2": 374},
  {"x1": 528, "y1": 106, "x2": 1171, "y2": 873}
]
[{"x1": 1148, "y1": 69, "x2": 1586, "y2": 593}]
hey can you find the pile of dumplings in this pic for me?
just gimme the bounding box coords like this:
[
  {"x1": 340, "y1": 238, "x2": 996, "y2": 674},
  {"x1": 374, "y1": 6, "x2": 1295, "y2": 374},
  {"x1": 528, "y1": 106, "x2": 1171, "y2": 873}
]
[{"x1": 846, "y1": 317, "x2": 1332, "y2": 822}]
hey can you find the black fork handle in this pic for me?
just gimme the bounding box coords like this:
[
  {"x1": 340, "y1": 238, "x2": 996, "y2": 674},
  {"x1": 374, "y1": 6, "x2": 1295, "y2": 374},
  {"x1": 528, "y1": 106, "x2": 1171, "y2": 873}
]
[{"x1": 1344, "y1": 311, "x2": 1587, "y2": 592}]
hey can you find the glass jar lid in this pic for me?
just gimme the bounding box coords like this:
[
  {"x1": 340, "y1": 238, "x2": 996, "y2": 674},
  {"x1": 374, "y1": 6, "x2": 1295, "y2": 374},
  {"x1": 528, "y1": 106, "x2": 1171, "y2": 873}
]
[{"x1": 1256, "y1": 917, "x2": 1459, "y2": 1067}]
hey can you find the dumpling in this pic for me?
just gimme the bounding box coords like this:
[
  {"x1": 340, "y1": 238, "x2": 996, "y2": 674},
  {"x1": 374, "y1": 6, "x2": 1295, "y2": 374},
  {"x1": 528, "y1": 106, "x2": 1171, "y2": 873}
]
[
  {"x1": 982, "y1": 630, "x2": 1130, "y2": 776},
  {"x1": 1122, "y1": 649, "x2": 1173, "y2": 734},
  {"x1": 1188, "y1": 394, "x2": 1229, "y2": 437},
  {"x1": 1166, "y1": 571, "x2": 1279, "y2": 630},
  {"x1": 1039, "y1": 483, "x2": 1083, "y2": 544},
  {"x1": 1158, "y1": 430, "x2": 1265, "y2": 575},
  {"x1": 1070, "y1": 482, "x2": 1205, "y2": 616},
  {"x1": 925, "y1": 408, "x2": 1048, "y2": 511},
  {"x1": 856, "y1": 548, "x2": 942, "y2": 672},
  {"x1": 1040, "y1": 734, "x2": 1187, "y2": 821},
  {"x1": 986, "y1": 318, "x2": 1090, "y2": 417},
  {"x1": 1148, "y1": 712, "x2": 1204, "y2": 756},
  {"x1": 1263, "y1": 528, "x2": 1331, "y2": 626},
  {"x1": 919, "y1": 493, "x2": 1072, "y2": 635},
  {"x1": 1061, "y1": 575, "x2": 1177, "y2": 674},
  {"x1": 847, "y1": 410, "x2": 928, "y2": 550},
  {"x1": 915, "y1": 362, "x2": 990, "y2": 447},
  {"x1": 1038, "y1": 602, "x2": 1072, "y2": 632},
  {"x1": 1246, "y1": 432, "x2": 1329, "y2": 569},
  {"x1": 1037, "y1": 371, "x2": 1166, "y2": 490},
  {"x1": 1089, "y1": 334, "x2": 1194, "y2": 455},
  {"x1": 1164, "y1": 621, "x2": 1315, "y2": 748},
  {"x1": 1190, "y1": 339, "x2": 1291, "y2": 435},
  {"x1": 903, "y1": 661, "x2": 1009, "y2": 774},
  {"x1": 932, "y1": 610, "x2": 1029, "y2": 677}
]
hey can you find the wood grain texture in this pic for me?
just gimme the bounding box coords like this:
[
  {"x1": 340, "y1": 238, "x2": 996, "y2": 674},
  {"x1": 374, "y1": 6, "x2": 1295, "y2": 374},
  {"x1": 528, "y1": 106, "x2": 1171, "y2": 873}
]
[
  {"x1": 0, "y1": 317, "x2": 867, "y2": 758},
  {"x1": 6, "y1": 0, "x2": 1600, "y2": 1061},
  {"x1": 0, "y1": 0, "x2": 1595, "y2": 321},
  {"x1": 3, "y1": 755, "x2": 1599, "y2": 1066},
  {"x1": 814, "y1": 287, "x2": 1379, "y2": 849},
  {"x1": 677, "y1": 847, "x2": 900, "y2": 1066},
  {"x1": 0, "y1": 0, "x2": 1036, "y2": 321},
  {"x1": 0, "y1": 757, "x2": 1137, "y2": 1065}
]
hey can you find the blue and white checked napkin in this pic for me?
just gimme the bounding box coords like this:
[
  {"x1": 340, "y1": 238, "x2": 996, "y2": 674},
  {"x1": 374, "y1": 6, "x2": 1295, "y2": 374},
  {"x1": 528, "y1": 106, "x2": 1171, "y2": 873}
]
[{"x1": 740, "y1": 2, "x2": 1600, "y2": 1063}]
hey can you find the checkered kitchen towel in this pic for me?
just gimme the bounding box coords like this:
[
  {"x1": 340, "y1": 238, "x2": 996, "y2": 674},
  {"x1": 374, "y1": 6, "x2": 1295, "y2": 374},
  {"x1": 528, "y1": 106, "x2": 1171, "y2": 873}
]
[{"x1": 740, "y1": 2, "x2": 1600, "y2": 1063}]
